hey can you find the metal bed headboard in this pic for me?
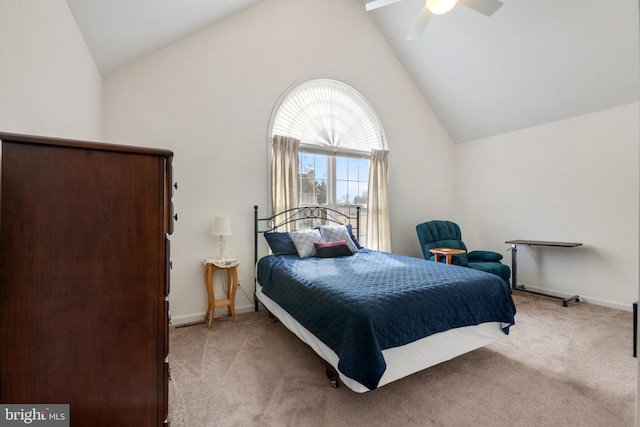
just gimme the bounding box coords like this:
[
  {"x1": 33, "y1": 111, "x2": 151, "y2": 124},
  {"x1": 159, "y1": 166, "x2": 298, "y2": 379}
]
[{"x1": 253, "y1": 205, "x2": 361, "y2": 311}]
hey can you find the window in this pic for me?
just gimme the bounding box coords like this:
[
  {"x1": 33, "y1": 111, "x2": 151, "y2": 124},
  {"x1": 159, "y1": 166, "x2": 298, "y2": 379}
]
[
  {"x1": 299, "y1": 153, "x2": 369, "y2": 206},
  {"x1": 270, "y1": 79, "x2": 386, "y2": 246}
]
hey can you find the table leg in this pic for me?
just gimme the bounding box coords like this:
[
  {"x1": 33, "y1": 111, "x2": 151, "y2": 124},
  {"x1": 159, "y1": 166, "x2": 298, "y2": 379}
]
[
  {"x1": 228, "y1": 267, "x2": 238, "y2": 323},
  {"x1": 633, "y1": 302, "x2": 637, "y2": 358},
  {"x1": 204, "y1": 264, "x2": 215, "y2": 328},
  {"x1": 511, "y1": 244, "x2": 517, "y2": 291},
  {"x1": 433, "y1": 253, "x2": 441, "y2": 263},
  {"x1": 445, "y1": 254, "x2": 453, "y2": 264}
]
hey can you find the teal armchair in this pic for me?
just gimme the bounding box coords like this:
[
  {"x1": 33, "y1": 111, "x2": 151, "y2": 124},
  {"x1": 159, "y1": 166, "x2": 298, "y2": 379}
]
[{"x1": 416, "y1": 220, "x2": 510, "y2": 286}]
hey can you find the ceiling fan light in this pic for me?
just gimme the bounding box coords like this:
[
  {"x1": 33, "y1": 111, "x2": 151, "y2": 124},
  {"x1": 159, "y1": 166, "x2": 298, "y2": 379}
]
[{"x1": 426, "y1": 0, "x2": 458, "y2": 15}]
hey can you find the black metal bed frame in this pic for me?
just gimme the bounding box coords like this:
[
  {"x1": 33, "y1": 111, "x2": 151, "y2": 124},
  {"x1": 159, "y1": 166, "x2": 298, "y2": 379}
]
[{"x1": 253, "y1": 205, "x2": 360, "y2": 312}]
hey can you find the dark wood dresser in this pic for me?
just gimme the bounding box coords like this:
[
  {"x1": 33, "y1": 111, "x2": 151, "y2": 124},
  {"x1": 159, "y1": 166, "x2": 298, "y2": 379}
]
[{"x1": 0, "y1": 133, "x2": 173, "y2": 426}]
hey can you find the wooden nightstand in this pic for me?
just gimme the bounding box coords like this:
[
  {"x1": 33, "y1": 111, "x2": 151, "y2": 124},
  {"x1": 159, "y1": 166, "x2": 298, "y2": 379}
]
[{"x1": 203, "y1": 258, "x2": 239, "y2": 328}]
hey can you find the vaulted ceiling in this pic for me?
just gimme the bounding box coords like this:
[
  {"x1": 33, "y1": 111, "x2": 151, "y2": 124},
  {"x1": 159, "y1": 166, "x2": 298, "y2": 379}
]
[{"x1": 66, "y1": 0, "x2": 639, "y2": 142}]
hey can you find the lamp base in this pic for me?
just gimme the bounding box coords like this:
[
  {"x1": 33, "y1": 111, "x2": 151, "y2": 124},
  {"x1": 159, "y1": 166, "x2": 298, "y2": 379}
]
[{"x1": 217, "y1": 236, "x2": 226, "y2": 260}]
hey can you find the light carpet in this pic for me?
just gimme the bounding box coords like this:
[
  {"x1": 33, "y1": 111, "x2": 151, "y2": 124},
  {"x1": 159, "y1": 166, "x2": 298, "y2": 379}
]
[{"x1": 168, "y1": 293, "x2": 636, "y2": 426}]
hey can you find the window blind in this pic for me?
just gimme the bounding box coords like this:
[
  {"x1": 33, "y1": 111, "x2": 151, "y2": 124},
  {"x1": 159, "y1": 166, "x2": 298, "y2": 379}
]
[{"x1": 272, "y1": 79, "x2": 384, "y2": 153}]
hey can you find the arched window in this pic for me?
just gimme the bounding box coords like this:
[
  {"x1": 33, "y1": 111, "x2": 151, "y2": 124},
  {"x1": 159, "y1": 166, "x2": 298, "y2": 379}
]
[{"x1": 270, "y1": 79, "x2": 387, "y2": 246}]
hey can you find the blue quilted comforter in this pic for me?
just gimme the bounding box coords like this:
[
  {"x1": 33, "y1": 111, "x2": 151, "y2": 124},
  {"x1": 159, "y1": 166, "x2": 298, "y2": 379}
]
[{"x1": 256, "y1": 249, "x2": 516, "y2": 390}]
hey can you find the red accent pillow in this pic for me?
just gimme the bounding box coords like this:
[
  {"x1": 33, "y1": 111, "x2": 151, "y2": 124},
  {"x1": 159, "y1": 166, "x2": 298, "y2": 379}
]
[{"x1": 314, "y1": 240, "x2": 353, "y2": 258}]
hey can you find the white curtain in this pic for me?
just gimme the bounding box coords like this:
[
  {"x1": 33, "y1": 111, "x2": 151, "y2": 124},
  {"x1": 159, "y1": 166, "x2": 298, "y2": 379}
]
[
  {"x1": 271, "y1": 135, "x2": 300, "y2": 232},
  {"x1": 366, "y1": 149, "x2": 391, "y2": 251}
]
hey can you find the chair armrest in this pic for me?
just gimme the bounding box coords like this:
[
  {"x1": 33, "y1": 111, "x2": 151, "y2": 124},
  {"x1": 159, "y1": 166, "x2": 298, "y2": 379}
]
[{"x1": 468, "y1": 250, "x2": 503, "y2": 262}]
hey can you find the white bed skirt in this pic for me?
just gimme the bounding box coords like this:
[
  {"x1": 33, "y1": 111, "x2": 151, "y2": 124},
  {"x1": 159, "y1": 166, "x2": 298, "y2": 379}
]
[{"x1": 256, "y1": 285, "x2": 507, "y2": 393}]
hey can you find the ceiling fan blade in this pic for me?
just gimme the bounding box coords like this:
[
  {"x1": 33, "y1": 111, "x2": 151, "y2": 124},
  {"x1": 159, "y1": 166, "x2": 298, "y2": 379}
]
[
  {"x1": 407, "y1": 5, "x2": 432, "y2": 40},
  {"x1": 458, "y1": 0, "x2": 504, "y2": 16},
  {"x1": 365, "y1": 0, "x2": 404, "y2": 11}
]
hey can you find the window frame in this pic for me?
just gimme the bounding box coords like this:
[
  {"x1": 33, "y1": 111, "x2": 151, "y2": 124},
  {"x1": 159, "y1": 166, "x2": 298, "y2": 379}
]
[{"x1": 298, "y1": 144, "x2": 370, "y2": 207}]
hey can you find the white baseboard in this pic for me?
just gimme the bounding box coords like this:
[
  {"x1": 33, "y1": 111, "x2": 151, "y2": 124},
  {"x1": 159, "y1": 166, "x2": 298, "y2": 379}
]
[
  {"x1": 514, "y1": 284, "x2": 633, "y2": 312},
  {"x1": 171, "y1": 303, "x2": 257, "y2": 327}
]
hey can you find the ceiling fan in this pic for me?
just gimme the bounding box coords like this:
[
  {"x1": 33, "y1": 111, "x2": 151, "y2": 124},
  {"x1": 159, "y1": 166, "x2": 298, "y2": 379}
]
[{"x1": 365, "y1": 0, "x2": 504, "y2": 40}]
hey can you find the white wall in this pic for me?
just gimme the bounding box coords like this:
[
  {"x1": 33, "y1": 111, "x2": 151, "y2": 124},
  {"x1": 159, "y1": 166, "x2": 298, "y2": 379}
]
[
  {"x1": 0, "y1": 0, "x2": 102, "y2": 140},
  {"x1": 103, "y1": 0, "x2": 455, "y2": 325},
  {"x1": 454, "y1": 103, "x2": 640, "y2": 309}
]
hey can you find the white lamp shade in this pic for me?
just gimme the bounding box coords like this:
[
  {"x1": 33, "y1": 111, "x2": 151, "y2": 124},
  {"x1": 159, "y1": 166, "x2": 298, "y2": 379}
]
[{"x1": 211, "y1": 217, "x2": 232, "y2": 236}]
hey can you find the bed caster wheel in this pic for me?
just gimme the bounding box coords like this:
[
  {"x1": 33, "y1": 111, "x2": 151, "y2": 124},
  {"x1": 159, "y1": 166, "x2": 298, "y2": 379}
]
[{"x1": 325, "y1": 366, "x2": 339, "y2": 388}]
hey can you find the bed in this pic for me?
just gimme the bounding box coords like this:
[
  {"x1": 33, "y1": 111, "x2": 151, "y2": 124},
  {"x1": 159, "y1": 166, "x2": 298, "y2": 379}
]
[{"x1": 253, "y1": 205, "x2": 516, "y2": 393}]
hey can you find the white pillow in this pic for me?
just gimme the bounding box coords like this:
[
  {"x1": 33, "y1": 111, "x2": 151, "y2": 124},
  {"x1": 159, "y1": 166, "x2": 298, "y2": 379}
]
[
  {"x1": 289, "y1": 229, "x2": 324, "y2": 258},
  {"x1": 318, "y1": 225, "x2": 358, "y2": 254}
]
